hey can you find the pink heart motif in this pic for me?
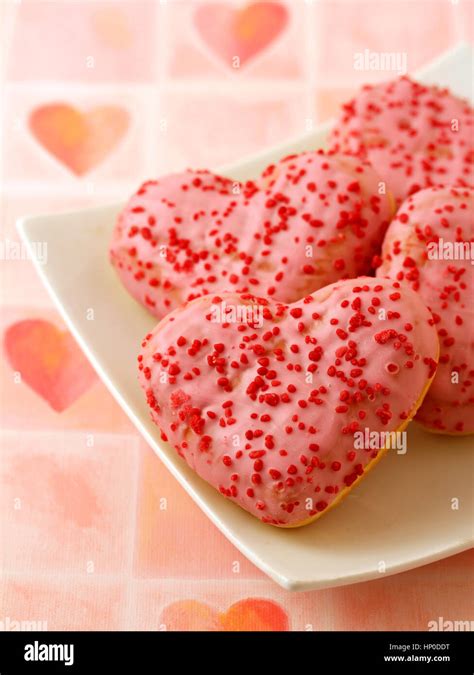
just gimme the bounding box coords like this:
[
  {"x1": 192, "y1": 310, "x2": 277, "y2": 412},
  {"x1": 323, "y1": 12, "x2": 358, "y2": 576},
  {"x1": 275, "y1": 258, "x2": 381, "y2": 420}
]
[
  {"x1": 29, "y1": 103, "x2": 129, "y2": 176},
  {"x1": 193, "y1": 1, "x2": 289, "y2": 69}
]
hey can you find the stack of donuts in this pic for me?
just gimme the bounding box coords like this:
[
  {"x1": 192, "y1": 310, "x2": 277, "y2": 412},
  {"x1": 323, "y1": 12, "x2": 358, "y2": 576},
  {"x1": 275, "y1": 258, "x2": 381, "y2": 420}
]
[{"x1": 110, "y1": 76, "x2": 473, "y2": 527}]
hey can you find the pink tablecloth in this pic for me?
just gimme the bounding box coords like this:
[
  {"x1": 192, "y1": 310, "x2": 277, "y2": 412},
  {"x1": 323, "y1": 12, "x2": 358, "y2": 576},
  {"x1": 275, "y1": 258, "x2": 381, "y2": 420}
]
[{"x1": 1, "y1": 0, "x2": 472, "y2": 631}]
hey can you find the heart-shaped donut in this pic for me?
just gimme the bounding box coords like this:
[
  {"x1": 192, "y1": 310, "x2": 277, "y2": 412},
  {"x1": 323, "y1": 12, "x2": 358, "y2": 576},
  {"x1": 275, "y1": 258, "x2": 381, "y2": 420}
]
[
  {"x1": 329, "y1": 77, "x2": 474, "y2": 205},
  {"x1": 138, "y1": 277, "x2": 438, "y2": 526},
  {"x1": 110, "y1": 151, "x2": 393, "y2": 320},
  {"x1": 377, "y1": 186, "x2": 474, "y2": 434}
]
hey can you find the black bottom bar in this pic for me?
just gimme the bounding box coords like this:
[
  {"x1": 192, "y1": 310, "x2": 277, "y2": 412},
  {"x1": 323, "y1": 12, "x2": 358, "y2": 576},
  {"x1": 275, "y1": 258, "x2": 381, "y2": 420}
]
[{"x1": 0, "y1": 630, "x2": 470, "y2": 673}]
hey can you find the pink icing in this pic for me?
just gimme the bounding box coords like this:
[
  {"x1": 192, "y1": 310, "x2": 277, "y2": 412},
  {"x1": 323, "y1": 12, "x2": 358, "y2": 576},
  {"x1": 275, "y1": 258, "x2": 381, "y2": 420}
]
[
  {"x1": 377, "y1": 186, "x2": 474, "y2": 434},
  {"x1": 138, "y1": 277, "x2": 438, "y2": 526},
  {"x1": 110, "y1": 150, "x2": 392, "y2": 320},
  {"x1": 329, "y1": 76, "x2": 474, "y2": 205}
]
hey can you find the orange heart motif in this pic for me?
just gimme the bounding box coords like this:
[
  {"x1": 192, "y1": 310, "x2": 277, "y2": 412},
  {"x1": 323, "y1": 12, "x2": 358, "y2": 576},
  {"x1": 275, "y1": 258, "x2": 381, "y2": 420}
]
[
  {"x1": 160, "y1": 598, "x2": 289, "y2": 631},
  {"x1": 29, "y1": 104, "x2": 129, "y2": 176},
  {"x1": 4, "y1": 319, "x2": 97, "y2": 412},
  {"x1": 194, "y1": 1, "x2": 288, "y2": 69},
  {"x1": 91, "y1": 7, "x2": 133, "y2": 50}
]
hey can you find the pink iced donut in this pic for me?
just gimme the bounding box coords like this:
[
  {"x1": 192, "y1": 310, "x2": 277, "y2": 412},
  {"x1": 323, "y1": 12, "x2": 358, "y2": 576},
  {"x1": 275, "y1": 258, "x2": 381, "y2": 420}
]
[
  {"x1": 377, "y1": 186, "x2": 474, "y2": 434},
  {"x1": 138, "y1": 277, "x2": 438, "y2": 527},
  {"x1": 330, "y1": 77, "x2": 474, "y2": 205},
  {"x1": 110, "y1": 150, "x2": 393, "y2": 320}
]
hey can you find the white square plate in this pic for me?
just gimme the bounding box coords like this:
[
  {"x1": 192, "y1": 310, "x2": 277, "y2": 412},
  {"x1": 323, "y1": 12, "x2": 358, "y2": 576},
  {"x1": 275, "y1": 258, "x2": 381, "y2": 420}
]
[{"x1": 18, "y1": 44, "x2": 473, "y2": 591}]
